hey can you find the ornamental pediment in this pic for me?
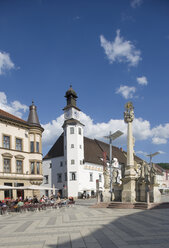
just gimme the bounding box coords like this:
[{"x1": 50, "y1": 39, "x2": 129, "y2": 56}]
[
  {"x1": 15, "y1": 154, "x2": 25, "y2": 160},
  {"x1": 2, "y1": 152, "x2": 13, "y2": 158}
]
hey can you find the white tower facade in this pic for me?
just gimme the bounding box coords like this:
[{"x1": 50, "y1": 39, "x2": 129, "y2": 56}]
[{"x1": 63, "y1": 86, "x2": 84, "y2": 198}]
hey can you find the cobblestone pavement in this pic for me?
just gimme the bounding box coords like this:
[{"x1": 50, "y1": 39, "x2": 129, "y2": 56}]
[{"x1": 0, "y1": 203, "x2": 169, "y2": 248}]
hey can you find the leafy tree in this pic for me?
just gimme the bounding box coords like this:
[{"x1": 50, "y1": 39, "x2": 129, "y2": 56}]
[{"x1": 157, "y1": 163, "x2": 169, "y2": 170}]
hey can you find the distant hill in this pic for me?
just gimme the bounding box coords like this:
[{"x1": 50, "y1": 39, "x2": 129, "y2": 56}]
[{"x1": 157, "y1": 163, "x2": 169, "y2": 170}]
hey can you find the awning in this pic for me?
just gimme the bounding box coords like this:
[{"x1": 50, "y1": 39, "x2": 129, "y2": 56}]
[{"x1": 0, "y1": 185, "x2": 58, "y2": 191}]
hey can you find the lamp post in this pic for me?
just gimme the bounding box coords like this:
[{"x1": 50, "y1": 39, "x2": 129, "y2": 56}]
[
  {"x1": 104, "y1": 130, "x2": 123, "y2": 201},
  {"x1": 146, "y1": 152, "x2": 160, "y2": 168}
]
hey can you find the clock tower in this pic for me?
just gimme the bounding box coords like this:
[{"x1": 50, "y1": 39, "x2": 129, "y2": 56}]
[
  {"x1": 62, "y1": 86, "x2": 84, "y2": 198},
  {"x1": 63, "y1": 85, "x2": 80, "y2": 120}
]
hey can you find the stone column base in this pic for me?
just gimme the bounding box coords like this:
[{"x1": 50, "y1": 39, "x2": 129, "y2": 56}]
[
  {"x1": 122, "y1": 177, "x2": 136, "y2": 203},
  {"x1": 102, "y1": 189, "x2": 114, "y2": 202}
]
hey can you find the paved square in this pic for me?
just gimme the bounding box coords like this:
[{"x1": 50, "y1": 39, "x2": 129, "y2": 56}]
[{"x1": 0, "y1": 202, "x2": 169, "y2": 248}]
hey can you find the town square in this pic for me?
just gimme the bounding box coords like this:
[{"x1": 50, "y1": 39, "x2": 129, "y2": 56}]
[{"x1": 0, "y1": 0, "x2": 169, "y2": 247}]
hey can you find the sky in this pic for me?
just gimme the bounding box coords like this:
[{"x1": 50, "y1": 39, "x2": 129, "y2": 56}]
[{"x1": 0, "y1": 0, "x2": 169, "y2": 163}]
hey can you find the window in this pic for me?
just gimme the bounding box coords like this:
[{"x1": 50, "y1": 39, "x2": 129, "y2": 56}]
[
  {"x1": 30, "y1": 162, "x2": 35, "y2": 174},
  {"x1": 60, "y1": 161, "x2": 63, "y2": 167},
  {"x1": 71, "y1": 159, "x2": 75, "y2": 165},
  {"x1": 78, "y1": 128, "x2": 81, "y2": 135},
  {"x1": 4, "y1": 159, "x2": 11, "y2": 173},
  {"x1": 57, "y1": 173, "x2": 62, "y2": 183},
  {"x1": 70, "y1": 172, "x2": 76, "y2": 181},
  {"x1": 70, "y1": 127, "x2": 74, "y2": 134},
  {"x1": 36, "y1": 142, "x2": 39, "y2": 153},
  {"x1": 80, "y1": 160, "x2": 83, "y2": 165},
  {"x1": 30, "y1": 141, "x2": 34, "y2": 153},
  {"x1": 44, "y1": 175, "x2": 48, "y2": 184},
  {"x1": 37, "y1": 162, "x2": 40, "y2": 174},
  {"x1": 79, "y1": 145, "x2": 82, "y2": 149},
  {"x1": 16, "y1": 138, "x2": 22, "y2": 151},
  {"x1": 50, "y1": 163, "x2": 52, "y2": 168},
  {"x1": 4, "y1": 183, "x2": 13, "y2": 199},
  {"x1": 16, "y1": 160, "x2": 23, "y2": 174},
  {"x1": 65, "y1": 172, "x2": 67, "y2": 181},
  {"x1": 3, "y1": 135, "x2": 10, "y2": 149},
  {"x1": 71, "y1": 144, "x2": 74, "y2": 148},
  {"x1": 90, "y1": 173, "x2": 93, "y2": 182},
  {"x1": 99, "y1": 174, "x2": 102, "y2": 182}
]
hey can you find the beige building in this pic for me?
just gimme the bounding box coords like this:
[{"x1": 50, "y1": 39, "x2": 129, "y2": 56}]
[{"x1": 0, "y1": 102, "x2": 44, "y2": 200}]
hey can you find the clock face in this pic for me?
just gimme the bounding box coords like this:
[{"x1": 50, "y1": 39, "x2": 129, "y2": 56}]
[{"x1": 64, "y1": 109, "x2": 71, "y2": 119}]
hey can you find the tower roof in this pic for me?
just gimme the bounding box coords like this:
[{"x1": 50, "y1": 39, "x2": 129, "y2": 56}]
[
  {"x1": 27, "y1": 101, "x2": 41, "y2": 127},
  {"x1": 63, "y1": 85, "x2": 80, "y2": 111}
]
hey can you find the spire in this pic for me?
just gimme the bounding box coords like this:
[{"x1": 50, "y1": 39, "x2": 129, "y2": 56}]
[
  {"x1": 63, "y1": 85, "x2": 80, "y2": 111},
  {"x1": 27, "y1": 101, "x2": 40, "y2": 126}
]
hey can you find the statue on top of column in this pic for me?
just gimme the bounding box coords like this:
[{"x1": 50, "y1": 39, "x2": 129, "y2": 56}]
[{"x1": 124, "y1": 102, "x2": 134, "y2": 123}]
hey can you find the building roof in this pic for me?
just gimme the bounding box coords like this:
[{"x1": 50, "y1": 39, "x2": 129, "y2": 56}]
[
  {"x1": 27, "y1": 101, "x2": 40, "y2": 126},
  {"x1": 0, "y1": 103, "x2": 43, "y2": 131},
  {"x1": 43, "y1": 133, "x2": 64, "y2": 160},
  {"x1": 0, "y1": 109, "x2": 27, "y2": 125},
  {"x1": 43, "y1": 133, "x2": 142, "y2": 166}
]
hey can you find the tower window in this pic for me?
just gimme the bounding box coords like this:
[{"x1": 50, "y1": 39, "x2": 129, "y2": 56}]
[
  {"x1": 60, "y1": 161, "x2": 63, "y2": 167},
  {"x1": 30, "y1": 141, "x2": 34, "y2": 153},
  {"x1": 37, "y1": 162, "x2": 40, "y2": 174},
  {"x1": 78, "y1": 128, "x2": 81, "y2": 135},
  {"x1": 79, "y1": 145, "x2": 82, "y2": 149},
  {"x1": 90, "y1": 173, "x2": 93, "y2": 182},
  {"x1": 36, "y1": 142, "x2": 39, "y2": 153},
  {"x1": 70, "y1": 127, "x2": 74, "y2": 134},
  {"x1": 44, "y1": 175, "x2": 48, "y2": 184},
  {"x1": 30, "y1": 162, "x2": 35, "y2": 174},
  {"x1": 71, "y1": 159, "x2": 75, "y2": 165},
  {"x1": 70, "y1": 172, "x2": 76, "y2": 181},
  {"x1": 71, "y1": 144, "x2": 74, "y2": 148}
]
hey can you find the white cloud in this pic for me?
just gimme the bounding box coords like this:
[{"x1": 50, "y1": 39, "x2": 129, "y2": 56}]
[
  {"x1": 0, "y1": 92, "x2": 28, "y2": 118},
  {"x1": 100, "y1": 29, "x2": 141, "y2": 67},
  {"x1": 42, "y1": 115, "x2": 64, "y2": 147},
  {"x1": 0, "y1": 51, "x2": 15, "y2": 75},
  {"x1": 152, "y1": 137, "x2": 167, "y2": 145},
  {"x1": 135, "y1": 150, "x2": 147, "y2": 156},
  {"x1": 116, "y1": 85, "x2": 136, "y2": 99},
  {"x1": 151, "y1": 124, "x2": 169, "y2": 144},
  {"x1": 42, "y1": 111, "x2": 169, "y2": 152},
  {"x1": 131, "y1": 0, "x2": 143, "y2": 8},
  {"x1": 137, "y1": 76, "x2": 148, "y2": 85}
]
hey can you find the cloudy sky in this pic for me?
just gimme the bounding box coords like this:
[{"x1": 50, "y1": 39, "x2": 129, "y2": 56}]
[{"x1": 0, "y1": 0, "x2": 169, "y2": 163}]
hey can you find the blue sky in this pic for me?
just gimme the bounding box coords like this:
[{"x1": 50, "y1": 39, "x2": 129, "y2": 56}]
[{"x1": 0, "y1": 0, "x2": 169, "y2": 163}]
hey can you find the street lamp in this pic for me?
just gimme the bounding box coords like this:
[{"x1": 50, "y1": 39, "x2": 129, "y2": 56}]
[
  {"x1": 104, "y1": 130, "x2": 123, "y2": 201},
  {"x1": 146, "y1": 152, "x2": 160, "y2": 167}
]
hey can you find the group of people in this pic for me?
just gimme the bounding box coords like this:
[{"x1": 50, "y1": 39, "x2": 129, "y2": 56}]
[{"x1": 0, "y1": 193, "x2": 75, "y2": 214}]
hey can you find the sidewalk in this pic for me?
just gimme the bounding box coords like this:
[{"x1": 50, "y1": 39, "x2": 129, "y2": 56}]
[{"x1": 0, "y1": 203, "x2": 169, "y2": 248}]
